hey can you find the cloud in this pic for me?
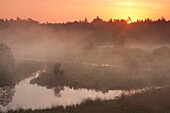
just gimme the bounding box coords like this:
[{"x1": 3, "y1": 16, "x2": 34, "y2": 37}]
[
  {"x1": 115, "y1": 2, "x2": 137, "y2": 6},
  {"x1": 115, "y1": 1, "x2": 167, "y2": 11}
]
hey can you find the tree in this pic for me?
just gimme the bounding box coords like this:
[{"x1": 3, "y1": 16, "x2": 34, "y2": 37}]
[
  {"x1": 53, "y1": 63, "x2": 64, "y2": 78},
  {"x1": 91, "y1": 16, "x2": 104, "y2": 24},
  {"x1": 84, "y1": 17, "x2": 88, "y2": 23},
  {"x1": 108, "y1": 18, "x2": 113, "y2": 24},
  {"x1": 0, "y1": 43, "x2": 15, "y2": 86},
  {"x1": 126, "y1": 17, "x2": 132, "y2": 23},
  {"x1": 153, "y1": 46, "x2": 170, "y2": 57}
]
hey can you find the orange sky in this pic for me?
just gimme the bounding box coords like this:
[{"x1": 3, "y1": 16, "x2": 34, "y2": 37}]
[{"x1": 0, "y1": 0, "x2": 170, "y2": 23}]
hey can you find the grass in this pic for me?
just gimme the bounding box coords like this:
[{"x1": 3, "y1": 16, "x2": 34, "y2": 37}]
[
  {"x1": 0, "y1": 59, "x2": 44, "y2": 87},
  {"x1": 3, "y1": 47, "x2": 170, "y2": 112},
  {"x1": 30, "y1": 51, "x2": 170, "y2": 90}
]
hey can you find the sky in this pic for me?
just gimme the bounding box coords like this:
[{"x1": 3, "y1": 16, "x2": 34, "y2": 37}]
[{"x1": 0, "y1": 0, "x2": 170, "y2": 23}]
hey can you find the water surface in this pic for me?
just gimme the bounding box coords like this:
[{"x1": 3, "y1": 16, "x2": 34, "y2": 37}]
[{"x1": 0, "y1": 71, "x2": 143, "y2": 112}]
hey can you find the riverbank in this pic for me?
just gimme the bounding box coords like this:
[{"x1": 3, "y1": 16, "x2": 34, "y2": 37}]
[
  {"x1": 30, "y1": 58, "x2": 170, "y2": 91},
  {"x1": 0, "y1": 59, "x2": 44, "y2": 87},
  {"x1": 8, "y1": 87, "x2": 170, "y2": 113}
]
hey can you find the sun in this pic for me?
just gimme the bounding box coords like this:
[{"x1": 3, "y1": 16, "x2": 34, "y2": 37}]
[
  {"x1": 127, "y1": 20, "x2": 132, "y2": 24},
  {"x1": 125, "y1": 15, "x2": 142, "y2": 23}
]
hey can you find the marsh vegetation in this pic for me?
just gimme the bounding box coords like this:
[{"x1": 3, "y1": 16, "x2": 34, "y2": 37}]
[{"x1": 1, "y1": 18, "x2": 170, "y2": 112}]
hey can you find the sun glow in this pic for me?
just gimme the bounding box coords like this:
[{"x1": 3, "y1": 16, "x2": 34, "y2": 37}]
[
  {"x1": 127, "y1": 21, "x2": 132, "y2": 24},
  {"x1": 124, "y1": 13, "x2": 144, "y2": 22},
  {"x1": 0, "y1": 0, "x2": 169, "y2": 22},
  {"x1": 116, "y1": 2, "x2": 136, "y2": 6}
]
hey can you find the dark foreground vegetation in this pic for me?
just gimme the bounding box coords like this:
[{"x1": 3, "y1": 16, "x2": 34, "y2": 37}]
[{"x1": 8, "y1": 87, "x2": 170, "y2": 113}]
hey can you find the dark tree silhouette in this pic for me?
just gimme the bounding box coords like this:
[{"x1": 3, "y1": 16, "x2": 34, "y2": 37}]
[
  {"x1": 53, "y1": 63, "x2": 64, "y2": 78},
  {"x1": 0, "y1": 43, "x2": 15, "y2": 86}
]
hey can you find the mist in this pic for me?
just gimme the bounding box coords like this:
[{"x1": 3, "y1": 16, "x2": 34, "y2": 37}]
[
  {"x1": 1, "y1": 18, "x2": 170, "y2": 62},
  {"x1": 1, "y1": 17, "x2": 170, "y2": 113}
]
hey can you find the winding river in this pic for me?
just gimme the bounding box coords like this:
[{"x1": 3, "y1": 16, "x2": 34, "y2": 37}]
[{"x1": 0, "y1": 71, "x2": 144, "y2": 112}]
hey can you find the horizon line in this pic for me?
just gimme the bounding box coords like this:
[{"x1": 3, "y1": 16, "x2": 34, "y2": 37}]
[{"x1": 0, "y1": 16, "x2": 169, "y2": 24}]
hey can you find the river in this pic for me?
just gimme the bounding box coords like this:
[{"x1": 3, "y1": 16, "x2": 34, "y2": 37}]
[{"x1": 0, "y1": 71, "x2": 145, "y2": 112}]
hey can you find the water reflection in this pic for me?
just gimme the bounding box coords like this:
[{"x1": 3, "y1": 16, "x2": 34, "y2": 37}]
[
  {"x1": 53, "y1": 86, "x2": 64, "y2": 97},
  {"x1": 0, "y1": 72, "x2": 146, "y2": 112},
  {"x1": 0, "y1": 72, "x2": 126, "y2": 111},
  {"x1": 0, "y1": 86, "x2": 15, "y2": 107}
]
